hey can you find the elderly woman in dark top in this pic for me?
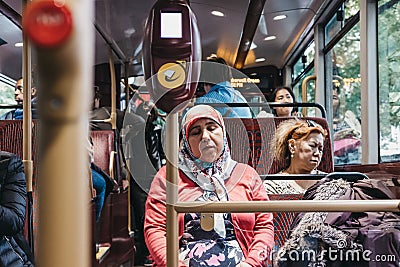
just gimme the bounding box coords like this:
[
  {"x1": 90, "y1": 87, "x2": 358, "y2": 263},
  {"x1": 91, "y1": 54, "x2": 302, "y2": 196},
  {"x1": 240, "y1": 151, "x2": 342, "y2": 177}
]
[{"x1": 264, "y1": 119, "x2": 327, "y2": 194}]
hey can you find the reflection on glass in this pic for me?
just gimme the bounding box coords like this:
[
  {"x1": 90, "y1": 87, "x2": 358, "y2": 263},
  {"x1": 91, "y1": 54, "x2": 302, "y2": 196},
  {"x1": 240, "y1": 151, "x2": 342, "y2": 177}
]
[
  {"x1": 293, "y1": 42, "x2": 315, "y2": 80},
  {"x1": 326, "y1": 23, "x2": 361, "y2": 165},
  {"x1": 292, "y1": 67, "x2": 314, "y2": 116},
  {"x1": 378, "y1": 0, "x2": 400, "y2": 162},
  {"x1": 325, "y1": 0, "x2": 360, "y2": 45},
  {"x1": 0, "y1": 75, "x2": 18, "y2": 117}
]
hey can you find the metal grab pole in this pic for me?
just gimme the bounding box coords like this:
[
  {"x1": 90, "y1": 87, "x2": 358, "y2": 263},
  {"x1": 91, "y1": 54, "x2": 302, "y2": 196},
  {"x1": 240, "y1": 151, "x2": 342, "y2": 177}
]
[
  {"x1": 32, "y1": 0, "x2": 94, "y2": 266},
  {"x1": 175, "y1": 200, "x2": 400, "y2": 213},
  {"x1": 166, "y1": 113, "x2": 179, "y2": 267},
  {"x1": 21, "y1": 0, "x2": 34, "y2": 252},
  {"x1": 22, "y1": 0, "x2": 33, "y2": 194},
  {"x1": 108, "y1": 47, "x2": 117, "y2": 131}
]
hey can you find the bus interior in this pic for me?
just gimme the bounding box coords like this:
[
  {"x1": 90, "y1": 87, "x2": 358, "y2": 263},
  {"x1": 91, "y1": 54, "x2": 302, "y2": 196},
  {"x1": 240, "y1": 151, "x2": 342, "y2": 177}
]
[{"x1": 0, "y1": 0, "x2": 399, "y2": 266}]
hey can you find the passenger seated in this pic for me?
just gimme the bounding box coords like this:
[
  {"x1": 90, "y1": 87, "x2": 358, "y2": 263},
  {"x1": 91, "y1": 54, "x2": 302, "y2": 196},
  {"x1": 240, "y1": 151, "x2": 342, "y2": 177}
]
[
  {"x1": 0, "y1": 77, "x2": 38, "y2": 120},
  {"x1": 196, "y1": 54, "x2": 252, "y2": 118},
  {"x1": 130, "y1": 100, "x2": 166, "y2": 266},
  {"x1": 135, "y1": 101, "x2": 166, "y2": 169},
  {"x1": 0, "y1": 152, "x2": 34, "y2": 266},
  {"x1": 144, "y1": 105, "x2": 273, "y2": 267},
  {"x1": 269, "y1": 86, "x2": 298, "y2": 117},
  {"x1": 88, "y1": 138, "x2": 114, "y2": 222},
  {"x1": 264, "y1": 119, "x2": 327, "y2": 194}
]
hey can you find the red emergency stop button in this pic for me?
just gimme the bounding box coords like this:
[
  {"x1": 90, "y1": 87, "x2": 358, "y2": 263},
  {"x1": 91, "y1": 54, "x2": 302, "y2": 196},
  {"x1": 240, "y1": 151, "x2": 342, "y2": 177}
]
[{"x1": 23, "y1": 1, "x2": 72, "y2": 47}]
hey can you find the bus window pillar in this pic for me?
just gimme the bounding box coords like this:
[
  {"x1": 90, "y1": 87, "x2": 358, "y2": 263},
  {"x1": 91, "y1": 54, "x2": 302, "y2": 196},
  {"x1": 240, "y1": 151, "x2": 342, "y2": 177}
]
[
  {"x1": 314, "y1": 24, "x2": 327, "y2": 121},
  {"x1": 360, "y1": 0, "x2": 378, "y2": 164}
]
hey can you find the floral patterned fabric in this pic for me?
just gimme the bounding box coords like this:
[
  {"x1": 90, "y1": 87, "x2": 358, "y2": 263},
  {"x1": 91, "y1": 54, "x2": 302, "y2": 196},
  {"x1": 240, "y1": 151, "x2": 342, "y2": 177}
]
[{"x1": 179, "y1": 213, "x2": 243, "y2": 266}]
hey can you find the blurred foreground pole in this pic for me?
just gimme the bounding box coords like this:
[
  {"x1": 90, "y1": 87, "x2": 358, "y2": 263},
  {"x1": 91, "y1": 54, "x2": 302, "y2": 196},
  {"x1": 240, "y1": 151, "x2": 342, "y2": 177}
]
[{"x1": 24, "y1": 0, "x2": 94, "y2": 266}]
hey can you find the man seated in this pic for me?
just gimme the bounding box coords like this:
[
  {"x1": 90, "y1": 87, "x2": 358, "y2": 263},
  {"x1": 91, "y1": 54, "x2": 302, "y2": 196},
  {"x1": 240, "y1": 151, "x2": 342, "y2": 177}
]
[{"x1": 0, "y1": 77, "x2": 37, "y2": 120}]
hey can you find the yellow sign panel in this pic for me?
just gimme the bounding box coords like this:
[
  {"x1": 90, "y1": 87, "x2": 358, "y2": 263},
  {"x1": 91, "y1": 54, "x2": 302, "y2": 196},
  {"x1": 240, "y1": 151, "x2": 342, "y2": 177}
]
[{"x1": 157, "y1": 61, "x2": 186, "y2": 89}]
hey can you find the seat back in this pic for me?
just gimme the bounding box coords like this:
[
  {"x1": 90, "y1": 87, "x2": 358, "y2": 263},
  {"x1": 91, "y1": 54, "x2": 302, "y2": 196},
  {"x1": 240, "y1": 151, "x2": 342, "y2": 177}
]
[
  {"x1": 268, "y1": 194, "x2": 303, "y2": 249},
  {"x1": 224, "y1": 117, "x2": 334, "y2": 174},
  {"x1": 224, "y1": 118, "x2": 254, "y2": 166},
  {"x1": 90, "y1": 130, "x2": 114, "y2": 176},
  {"x1": 0, "y1": 120, "x2": 39, "y2": 252},
  {"x1": 90, "y1": 130, "x2": 135, "y2": 266},
  {"x1": 0, "y1": 120, "x2": 39, "y2": 171}
]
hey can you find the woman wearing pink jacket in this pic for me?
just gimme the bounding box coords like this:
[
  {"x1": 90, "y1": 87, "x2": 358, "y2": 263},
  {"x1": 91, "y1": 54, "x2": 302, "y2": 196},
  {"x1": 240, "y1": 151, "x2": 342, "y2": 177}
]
[{"x1": 144, "y1": 105, "x2": 274, "y2": 267}]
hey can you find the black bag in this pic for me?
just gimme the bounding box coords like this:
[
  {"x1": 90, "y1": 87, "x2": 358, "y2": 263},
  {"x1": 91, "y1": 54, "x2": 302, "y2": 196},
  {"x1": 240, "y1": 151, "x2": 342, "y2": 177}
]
[{"x1": 0, "y1": 233, "x2": 34, "y2": 267}]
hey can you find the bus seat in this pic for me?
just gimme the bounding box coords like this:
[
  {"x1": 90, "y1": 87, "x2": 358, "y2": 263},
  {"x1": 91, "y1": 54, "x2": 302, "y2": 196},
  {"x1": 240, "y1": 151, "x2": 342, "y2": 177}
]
[
  {"x1": 268, "y1": 194, "x2": 303, "y2": 250},
  {"x1": 0, "y1": 120, "x2": 39, "y2": 176},
  {"x1": 90, "y1": 130, "x2": 114, "y2": 176},
  {"x1": 0, "y1": 120, "x2": 39, "y2": 251},
  {"x1": 90, "y1": 130, "x2": 135, "y2": 266},
  {"x1": 224, "y1": 118, "x2": 254, "y2": 165}
]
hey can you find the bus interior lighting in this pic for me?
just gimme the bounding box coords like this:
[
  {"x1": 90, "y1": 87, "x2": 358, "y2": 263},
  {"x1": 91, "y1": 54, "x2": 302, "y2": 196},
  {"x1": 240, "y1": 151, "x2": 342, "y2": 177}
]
[
  {"x1": 211, "y1": 10, "x2": 224, "y2": 17},
  {"x1": 264, "y1": 35, "x2": 276, "y2": 41},
  {"x1": 273, "y1": 14, "x2": 287, "y2": 20}
]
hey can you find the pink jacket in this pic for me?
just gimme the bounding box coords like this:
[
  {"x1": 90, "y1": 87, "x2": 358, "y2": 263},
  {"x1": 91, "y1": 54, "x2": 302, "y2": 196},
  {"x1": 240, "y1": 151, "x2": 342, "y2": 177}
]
[{"x1": 144, "y1": 163, "x2": 274, "y2": 266}]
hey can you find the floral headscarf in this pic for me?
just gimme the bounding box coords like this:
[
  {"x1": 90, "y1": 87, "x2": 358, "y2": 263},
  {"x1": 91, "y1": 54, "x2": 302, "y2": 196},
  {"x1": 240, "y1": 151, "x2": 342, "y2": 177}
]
[
  {"x1": 179, "y1": 105, "x2": 236, "y2": 191},
  {"x1": 179, "y1": 105, "x2": 237, "y2": 237}
]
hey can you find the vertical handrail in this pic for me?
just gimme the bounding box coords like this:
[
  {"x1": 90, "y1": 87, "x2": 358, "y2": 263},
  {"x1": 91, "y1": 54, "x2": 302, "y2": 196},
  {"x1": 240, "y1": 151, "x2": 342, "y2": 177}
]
[
  {"x1": 301, "y1": 75, "x2": 316, "y2": 116},
  {"x1": 33, "y1": 0, "x2": 93, "y2": 266},
  {"x1": 124, "y1": 63, "x2": 129, "y2": 111},
  {"x1": 108, "y1": 47, "x2": 117, "y2": 131},
  {"x1": 166, "y1": 113, "x2": 179, "y2": 267},
  {"x1": 21, "y1": 0, "x2": 34, "y2": 253}
]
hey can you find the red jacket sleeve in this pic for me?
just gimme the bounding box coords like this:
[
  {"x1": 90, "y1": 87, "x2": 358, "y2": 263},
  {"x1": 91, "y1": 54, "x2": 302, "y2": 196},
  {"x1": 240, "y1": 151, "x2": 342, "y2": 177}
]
[
  {"x1": 144, "y1": 167, "x2": 187, "y2": 266},
  {"x1": 144, "y1": 168, "x2": 168, "y2": 266},
  {"x1": 243, "y1": 168, "x2": 274, "y2": 266}
]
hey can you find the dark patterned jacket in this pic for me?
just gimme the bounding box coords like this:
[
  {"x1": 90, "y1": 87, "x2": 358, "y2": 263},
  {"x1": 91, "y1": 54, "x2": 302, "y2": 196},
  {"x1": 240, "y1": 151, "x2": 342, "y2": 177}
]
[
  {"x1": 0, "y1": 152, "x2": 34, "y2": 266},
  {"x1": 277, "y1": 178, "x2": 400, "y2": 267}
]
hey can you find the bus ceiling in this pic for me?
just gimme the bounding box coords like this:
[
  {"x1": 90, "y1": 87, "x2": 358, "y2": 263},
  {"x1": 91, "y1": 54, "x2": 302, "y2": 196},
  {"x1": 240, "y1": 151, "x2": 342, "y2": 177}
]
[{"x1": 1, "y1": 0, "x2": 334, "y2": 79}]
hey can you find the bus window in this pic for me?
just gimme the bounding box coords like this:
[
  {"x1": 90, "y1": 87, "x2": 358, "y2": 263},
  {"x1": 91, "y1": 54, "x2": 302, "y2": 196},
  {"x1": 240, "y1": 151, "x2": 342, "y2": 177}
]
[
  {"x1": 325, "y1": 0, "x2": 360, "y2": 45},
  {"x1": 0, "y1": 75, "x2": 17, "y2": 117},
  {"x1": 325, "y1": 22, "x2": 361, "y2": 165},
  {"x1": 378, "y1": 0, "x2": 400, "y2": 162}
]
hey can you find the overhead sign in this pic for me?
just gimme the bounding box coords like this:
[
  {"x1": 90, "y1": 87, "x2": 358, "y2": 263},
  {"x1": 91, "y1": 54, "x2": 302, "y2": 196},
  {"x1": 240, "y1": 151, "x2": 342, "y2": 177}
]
[{"x1": 230, "y1": 77, "x2": 260, "y2": 88}]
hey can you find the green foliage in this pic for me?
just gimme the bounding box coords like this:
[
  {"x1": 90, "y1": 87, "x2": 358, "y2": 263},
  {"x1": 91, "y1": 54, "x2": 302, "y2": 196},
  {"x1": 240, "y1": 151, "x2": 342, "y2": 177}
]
[
  {"x1": 377, "y1": 0, "x2": 400, "y2": 146},
  {"x1": 0, "y1": 82, "x2": 16, "y2": 117},
  {"x1": 332, "y1": 23, "x2": 361, "y2": 119}
]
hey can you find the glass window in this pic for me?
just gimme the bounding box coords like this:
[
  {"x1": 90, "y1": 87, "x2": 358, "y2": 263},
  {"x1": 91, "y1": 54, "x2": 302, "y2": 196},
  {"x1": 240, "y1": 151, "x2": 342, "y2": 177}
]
[
  {"x1": 0, "y1": 74, "x2": 17, "y2": 117},
  {"x1": 292, "y1": 42, "x2": 315, "y2": 80},
  {"x1": 325, "y1": 23, "x2": 361, "y2": 165},
  {"x1": 292, "y1": 67, "x2": 315, "y2": 116},
  {"x1": 378, "y1": 0, "x2": 400, "y2": 162},
  {"x1": 325, "y1": 0, "x2": 360, "y2": 44}
]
